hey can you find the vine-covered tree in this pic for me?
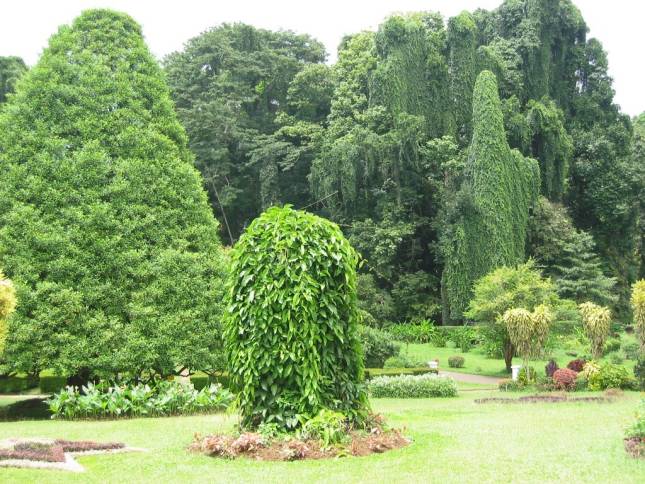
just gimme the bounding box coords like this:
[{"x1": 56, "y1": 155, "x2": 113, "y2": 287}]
[
  {"x1": 0, "y1": 10, "x2": 227, "y2": 379},
  {"x1": 0, "y1": 56, "x2": 26, "y2": 105},
  {"x1": 225, "y1": 206, "x2": 367, "y2": 429},
  {"x1": 443, "y1": 70, "x2": 540, "y2": 319}
]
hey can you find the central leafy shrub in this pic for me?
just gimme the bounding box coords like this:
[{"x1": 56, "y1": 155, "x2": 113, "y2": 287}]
[
  {"x1": 369, "y1": 374, "x2": 457, "y2": 398},
  {"x1": 225, "y1": 206, "x2": 368, "y2": 429}
]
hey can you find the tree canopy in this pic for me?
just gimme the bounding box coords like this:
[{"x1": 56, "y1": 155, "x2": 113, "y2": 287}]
[{"x1": 163, "y1": 1, "x2": 642, "y2": 324}]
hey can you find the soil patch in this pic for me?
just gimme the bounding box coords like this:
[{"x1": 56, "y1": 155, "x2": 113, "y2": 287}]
[{"x1": 191, "y1": 426, "x2": 409, "y2": 461}]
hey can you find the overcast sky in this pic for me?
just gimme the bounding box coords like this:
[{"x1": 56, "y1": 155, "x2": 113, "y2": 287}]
[{"x1": 0, "y1": 0, "x2": 642, "y2": 116}]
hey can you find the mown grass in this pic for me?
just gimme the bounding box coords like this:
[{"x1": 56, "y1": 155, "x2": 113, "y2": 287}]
[
  {"x1": 0, "y1": 391, "x2": 642, "y2": 483},
  {"x1": 402, "y1": 342, "x2": 637, "y2": 378}
]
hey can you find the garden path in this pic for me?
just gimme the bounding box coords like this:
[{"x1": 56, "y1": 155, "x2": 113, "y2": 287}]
[{"x1": 438, "y1": 371, "x2": 502, "y2": 385}]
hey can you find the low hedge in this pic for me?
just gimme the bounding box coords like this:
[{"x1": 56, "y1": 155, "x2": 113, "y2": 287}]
[
  {"x1": 0, "y1": 375, "x2": 38, "y2": 393},
  {"x1": 39, "y1": 371, "x2": 68, "y2": 394},
  {"x1": 364, "y1": 367, "x2": 438, "y2": 379},
  {"x1": 369, "y1": 373, "x2": 458, "y2": 398},
  {"x1": 190, "y1": 372, "x2": 231, "y2": 390}
]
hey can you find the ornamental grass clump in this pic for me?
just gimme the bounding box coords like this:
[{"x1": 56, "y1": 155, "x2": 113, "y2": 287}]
[
  {"x1": 502, "y1": 304, "x2": 553, "y2": 374},
  {"x1": 579, "y1": 302, "x2": 611, "y2": 359},
  {"x1": 225, "y1": 206, "x2": 368, "y2": 429}
]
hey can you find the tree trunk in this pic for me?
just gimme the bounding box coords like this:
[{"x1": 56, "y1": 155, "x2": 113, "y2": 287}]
[{"x1": 503, "y1": 340, "x2": 514, "y2": 373}]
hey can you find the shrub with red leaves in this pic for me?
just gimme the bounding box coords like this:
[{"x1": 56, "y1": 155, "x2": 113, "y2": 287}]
[
  {"x1": 553, "y1": 368, "x2": 578, "y2": 391},
  {"x1": 230, "y1": 433, "x2": 264, "y2": 454},
  {"x1": 567, "y1": 359, "x2": 586, "y2": 372}
]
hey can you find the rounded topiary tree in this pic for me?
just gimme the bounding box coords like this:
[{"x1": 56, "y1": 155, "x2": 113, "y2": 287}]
[
  {"x1": 0, "y1": 10, "x2": 226, "y2": 379},
  {"x1": 0, "y1": 270, "x2": 17, "y2": 353},
  {"x1": 225, "y1": 206, "x2": 368, "y2": 429}
]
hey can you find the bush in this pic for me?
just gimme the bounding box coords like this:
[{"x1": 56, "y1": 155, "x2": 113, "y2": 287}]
[
  {"x1": 545, "y1": 359, "x2": 559, "y2": 378},
  {"x1": 574, "y1": 373, "x2": 588, "y2": 392},
  {"x1": 567, "y1": 359, "x2": 586, "y2": 372},
  {"x1": 358, "y1": 325, "x2": 400, "y2": 368},
  {"x1": 225, "y1": 206, "x2": 367, "y2": 429},
  {"x1": 369, "y1": 374, "x2": 457, "y2": 398},
  {"x1": 47, "y1": 380, "x2": 234, "y2": 419},
  {"x1": 622, "y1": 341, "x2": 640, "y2": 360},
  {"x1": 190, "y1": 373, "x2": 210, "y2": 391},
  {"x1": 448, "y1": 356, "x2": 465, "y2": 368},
  {"x1": 604, "y1": 338, "x2": 621, "y2": 355},
  {"x1": 498, "y1": 379, "x2": 525, "y2": 392},
  {"x1": 608, "y1": 352, "x2": 624, "y2": 365},
  {"x1": 383, "y1": 355, "x2": 420, "y2": 369},
  {"x1": 553, "y1": 368, "x2": 578, "y2": 391},
  {"x1": 0, "y1": 375, "x2": 37, "y2": 393},
  {"x1": 299, "y1": 409, "x2": 347, "y2": 447},
  {"x1": 364, "y1": 368, "x2": 438, "y2": 379},
  {"x1": 518, "y1": 366, "x2": 537, "y2": 385},
  {"x1": 450, "y1": 326, "x2": 478, "y2": 352},
  {"x1": 625, "y1": 401, "x2": 645, "y2": 440},
  {"x1": 39, "y1": 371, "x2": 68, "y2": 394},
  {"x1": 588, "y1": 362, "x2": 636, "y2": 391},
  {"x1": 387, "y1": 321, "x2": 437, "y2": 343},
  {"x1": 635, "y1": 358, "x2": 645, "y2": 390}
]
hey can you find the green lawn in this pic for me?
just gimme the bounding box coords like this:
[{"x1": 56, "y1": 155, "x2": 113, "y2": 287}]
[
  {"x1": 0, "y1": 391, "x2": 643, "y2": 483},
  {"x1": 402, "y1": 342, "x2": 637, "y2": 378}
]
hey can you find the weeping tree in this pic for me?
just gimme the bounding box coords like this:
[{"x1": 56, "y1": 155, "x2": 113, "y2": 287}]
[
  {"x1": 579, "y1": 302, "x2": 612, "y2": 359},
  {"x1": 443, "y1": 70, "x2": 540, "y2": 320},
  {"x1": 0, "y1": 10, "x2": 227, "y2": 379},
  {"x1": 0, "y1": 270, "x2": 17, "y2": 354},
  {"x1": 502, "y1": 305, "x2": 553, "y2": 374},
  {"x1": 225, "y1": 206, "x2": 368, "y2": 429}
]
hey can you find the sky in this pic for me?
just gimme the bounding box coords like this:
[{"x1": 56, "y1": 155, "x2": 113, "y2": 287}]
[{"x1": 0, "y1": 1, "x2": 643, "y2": 116}]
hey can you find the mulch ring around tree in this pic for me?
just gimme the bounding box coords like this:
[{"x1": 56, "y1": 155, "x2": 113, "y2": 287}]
[
  {"x1": 624, "y1": 437, "x2": 645, "y2": 458},
  {"x1": 0, "y1": 438, "x2": 146, "y2": 472},
  {"x1": 191, "y1": 427, "x2": 410, "y2": 461},
  {"x1": 474, "y1": 393, "x2": 617, "y2": 405}
]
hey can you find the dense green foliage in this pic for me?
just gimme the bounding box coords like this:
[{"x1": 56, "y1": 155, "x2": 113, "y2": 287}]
[
  {"x1": 466, "y1": 262, "x2": 558, "y2": 371},
  {"x1": 443, "y1": 70, "x2": 539, "y2": 318},
  {"x1": 357, "y1": 325, "x2": 400, "y2": 368},
  {"x1": 368, "y1": 373, "x2": 457, "y2": 398},
  {"x1": 163, "y1": 1, "x2": 642, "y2": 324},
  {"x1": 164, "y1": 24, "x2": 327, "y2": 243},
  {"x1": 0, "y1": 10, "x2": 227, "y2": 379},
  {"x1": 527, "y1": 198, "x2": 617, "y2": 305},
  {"x1": 225, "y1": 206, "x2": 367, "y2": 429},
  {"x1": 47, "y1": 381, "x2": 233, "y2": 419},
  {"x1": 0, "y1": 56, "x2": 26, "y2": 105}
]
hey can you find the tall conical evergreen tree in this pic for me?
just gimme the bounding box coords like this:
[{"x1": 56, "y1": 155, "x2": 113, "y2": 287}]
[
  {"x1": 0, "y1": 10, "x2": 226, "y2": 378},
  {"x1": 443, "y1": 70, "x2": 540, "y2": 319}
]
